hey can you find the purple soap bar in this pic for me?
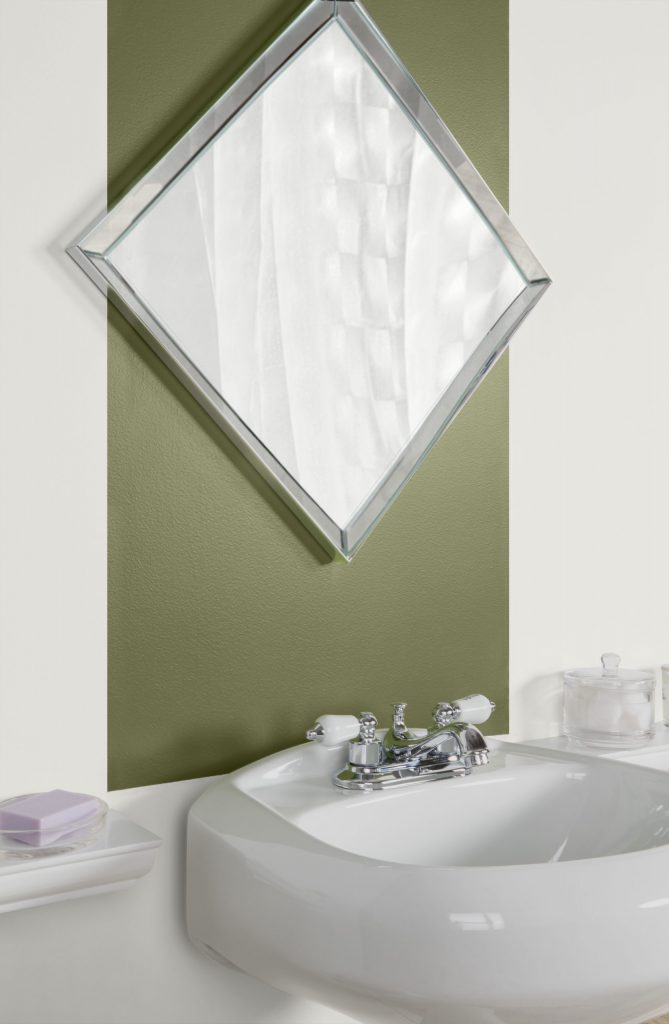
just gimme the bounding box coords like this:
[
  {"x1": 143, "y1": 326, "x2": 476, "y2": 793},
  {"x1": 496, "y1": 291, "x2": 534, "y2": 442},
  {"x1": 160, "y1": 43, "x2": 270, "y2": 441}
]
[{"x1": 0, "y1": 790, "x2": 100, "y2": 846}]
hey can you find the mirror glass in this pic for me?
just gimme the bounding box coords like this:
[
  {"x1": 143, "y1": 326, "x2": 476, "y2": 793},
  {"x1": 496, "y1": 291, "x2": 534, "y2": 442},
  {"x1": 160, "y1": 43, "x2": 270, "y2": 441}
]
[{"x1": 71, "y1": 0, "x2": 549, "y2": 559}]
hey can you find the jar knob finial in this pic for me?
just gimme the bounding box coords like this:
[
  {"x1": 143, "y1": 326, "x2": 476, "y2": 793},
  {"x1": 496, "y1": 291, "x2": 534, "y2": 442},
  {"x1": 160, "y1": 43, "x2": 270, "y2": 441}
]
[{"x1": 601, "y1": 652, "x2": 621, "y2": 676}]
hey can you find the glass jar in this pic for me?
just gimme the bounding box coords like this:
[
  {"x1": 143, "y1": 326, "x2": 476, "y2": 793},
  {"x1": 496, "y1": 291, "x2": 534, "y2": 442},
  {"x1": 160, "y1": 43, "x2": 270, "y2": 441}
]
[
  {"x1": 662, "y1": 664, "x2": 669, "y2": 726},
  {"x1": 563, "y1": 652, "x2": 655, "y2": 749}
]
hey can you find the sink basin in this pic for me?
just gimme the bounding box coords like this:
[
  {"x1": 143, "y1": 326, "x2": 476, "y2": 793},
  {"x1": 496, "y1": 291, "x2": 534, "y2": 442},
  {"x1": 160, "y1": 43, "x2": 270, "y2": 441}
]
[{"x1": 187, "y1": 738, "x2": 669, "y2": 1024}]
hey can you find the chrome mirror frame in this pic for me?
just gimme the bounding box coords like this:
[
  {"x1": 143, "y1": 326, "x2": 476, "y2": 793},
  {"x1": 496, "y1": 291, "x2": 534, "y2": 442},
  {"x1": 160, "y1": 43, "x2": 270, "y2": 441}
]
[{"x1": 68, "y1": 0, "x2": 549, "y2": 561}]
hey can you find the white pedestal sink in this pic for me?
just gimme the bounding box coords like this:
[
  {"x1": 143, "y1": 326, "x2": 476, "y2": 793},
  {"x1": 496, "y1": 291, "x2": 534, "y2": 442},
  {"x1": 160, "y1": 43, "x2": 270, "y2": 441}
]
[{"x1": 187, "y1": 738, "x2": 669, "y2": 1024}]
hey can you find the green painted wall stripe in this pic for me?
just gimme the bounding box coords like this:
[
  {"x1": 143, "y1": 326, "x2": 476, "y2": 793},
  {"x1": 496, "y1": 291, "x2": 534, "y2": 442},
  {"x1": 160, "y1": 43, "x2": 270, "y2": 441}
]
[{"x1": 107, "y1": 0, "x2": 509, "y2": 790}]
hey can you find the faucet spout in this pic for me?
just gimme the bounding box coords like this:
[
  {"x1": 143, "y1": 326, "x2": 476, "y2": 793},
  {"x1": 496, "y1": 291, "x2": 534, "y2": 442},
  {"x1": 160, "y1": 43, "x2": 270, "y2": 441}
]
[{"x1": 390, "y1": 721, "x2": 488, "y2": 766}]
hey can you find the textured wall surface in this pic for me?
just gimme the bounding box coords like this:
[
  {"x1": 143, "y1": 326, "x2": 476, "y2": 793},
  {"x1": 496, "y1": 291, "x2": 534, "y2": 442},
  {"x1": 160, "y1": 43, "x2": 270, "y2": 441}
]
[{"x1": 108, "y1": 0, "x2": 509, "y2": 790}]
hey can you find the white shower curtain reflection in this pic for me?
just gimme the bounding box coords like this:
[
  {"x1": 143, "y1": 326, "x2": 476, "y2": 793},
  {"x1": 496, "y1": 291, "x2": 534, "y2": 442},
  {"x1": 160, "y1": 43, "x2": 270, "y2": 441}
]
[{"x1": 110, "y1": 23, "x2": 524, "y2": 529}]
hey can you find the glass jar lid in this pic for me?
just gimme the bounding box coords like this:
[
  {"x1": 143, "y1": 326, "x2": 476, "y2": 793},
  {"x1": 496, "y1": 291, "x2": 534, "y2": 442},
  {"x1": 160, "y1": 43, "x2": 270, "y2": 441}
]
[{"x1": 564, "y1": 652, "x2": 655, "y2": 690}]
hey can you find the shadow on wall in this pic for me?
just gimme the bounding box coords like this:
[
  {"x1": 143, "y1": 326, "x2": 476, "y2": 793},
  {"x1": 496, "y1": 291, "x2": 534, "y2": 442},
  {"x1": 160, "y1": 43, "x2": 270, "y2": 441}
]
[
  {"x1": 108, "y1": 0, "x2": 308, "y2": 205},
  {"x1": 514, "y1": 674, "x2": 564, "y2": 739},
  {"x1": 108, "y1": 307, "x2": 332, "y2": 567}
]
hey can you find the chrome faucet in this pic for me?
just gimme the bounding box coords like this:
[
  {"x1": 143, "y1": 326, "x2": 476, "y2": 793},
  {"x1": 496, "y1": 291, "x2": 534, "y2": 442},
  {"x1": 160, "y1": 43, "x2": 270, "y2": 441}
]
[{"x1": 320, "y1": 695, "x2": 495, "y2": 791}]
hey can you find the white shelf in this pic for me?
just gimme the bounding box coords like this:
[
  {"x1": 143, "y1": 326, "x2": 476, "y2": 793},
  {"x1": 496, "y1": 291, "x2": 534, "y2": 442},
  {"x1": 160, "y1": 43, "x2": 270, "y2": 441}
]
[
  {"x1": 0, "y1": 811, "x2": 161, "y2": 914},
  {"x1": 514, "y1": 724, "x2": 669, "y2": 760}
]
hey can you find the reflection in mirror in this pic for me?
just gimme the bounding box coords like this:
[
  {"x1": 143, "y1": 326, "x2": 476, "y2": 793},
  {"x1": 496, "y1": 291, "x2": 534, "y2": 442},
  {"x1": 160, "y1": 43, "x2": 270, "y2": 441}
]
[{"x1": 70, "y1": 0, "x2": 549, "y2": 559}]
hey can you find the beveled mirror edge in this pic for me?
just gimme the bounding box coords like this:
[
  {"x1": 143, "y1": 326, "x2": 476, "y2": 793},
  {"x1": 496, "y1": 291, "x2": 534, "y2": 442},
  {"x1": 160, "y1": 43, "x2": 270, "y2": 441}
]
[
  {"x1": 67, "y1": 0, "x2": 550, "y2": 562},
  {"x1": 337, "y1": 2, "x2": 549, "y2": 285},
  {"x1": 75, "y1": 0, "x2": 333, "y2": 257},
  {"x1": 342, "y1": 280, "x2": 551, "y2": 558},
  {"x1": 68, "y1": 244, "x2": 353, "y2": 560}
]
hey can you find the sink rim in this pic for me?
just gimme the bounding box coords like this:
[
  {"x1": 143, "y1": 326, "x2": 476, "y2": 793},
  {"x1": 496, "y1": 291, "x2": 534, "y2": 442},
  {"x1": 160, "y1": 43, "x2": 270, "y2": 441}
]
[{"x1": 201, "y1": 737, "x2": 669, "y2": 872}]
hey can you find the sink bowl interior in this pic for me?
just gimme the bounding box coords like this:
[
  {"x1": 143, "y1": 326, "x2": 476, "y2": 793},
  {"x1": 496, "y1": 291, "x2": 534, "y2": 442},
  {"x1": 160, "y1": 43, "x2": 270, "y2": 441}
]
[{"x1": 291, "y1": 749, "x2": 669, "y2": 867}]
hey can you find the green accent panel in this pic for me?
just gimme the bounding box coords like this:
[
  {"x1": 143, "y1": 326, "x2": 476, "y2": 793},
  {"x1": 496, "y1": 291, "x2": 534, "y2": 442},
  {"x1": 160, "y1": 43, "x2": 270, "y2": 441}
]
[{"x1": 108, "y1": 0, "x2": 509, "y2": 790}]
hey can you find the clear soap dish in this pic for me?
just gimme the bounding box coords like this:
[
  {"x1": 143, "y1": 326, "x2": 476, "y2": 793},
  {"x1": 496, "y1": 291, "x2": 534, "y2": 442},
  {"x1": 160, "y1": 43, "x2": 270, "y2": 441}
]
[
  {"x1": 0, "y1": 794, "x2": 108, "y2": 860},
  {"x1": 563, "y1": 652, "x2": 655, "y2": 749}
]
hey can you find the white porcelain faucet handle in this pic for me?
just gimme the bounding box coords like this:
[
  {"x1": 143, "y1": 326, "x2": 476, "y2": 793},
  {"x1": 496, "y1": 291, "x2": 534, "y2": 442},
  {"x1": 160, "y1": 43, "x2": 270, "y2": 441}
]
[
  {"x1": 447, "y1": 694, "x2": 496, "y2": 726},
  {"x1": 305, "y1": 715, "x2": 360, "y2": 747}
]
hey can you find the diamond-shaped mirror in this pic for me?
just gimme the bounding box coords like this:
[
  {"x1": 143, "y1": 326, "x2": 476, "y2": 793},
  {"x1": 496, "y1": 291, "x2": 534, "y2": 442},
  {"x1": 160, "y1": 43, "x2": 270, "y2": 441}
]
[{"x1": 69, "y1": 0, "x2": 549, "y2": 560}]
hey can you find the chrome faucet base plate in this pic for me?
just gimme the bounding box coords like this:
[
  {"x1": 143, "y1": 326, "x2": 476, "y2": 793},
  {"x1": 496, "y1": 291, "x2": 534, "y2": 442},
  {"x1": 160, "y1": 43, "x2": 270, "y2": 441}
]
[{"x1": 334, "y1": 749, "x2": 489, "y2": 791}]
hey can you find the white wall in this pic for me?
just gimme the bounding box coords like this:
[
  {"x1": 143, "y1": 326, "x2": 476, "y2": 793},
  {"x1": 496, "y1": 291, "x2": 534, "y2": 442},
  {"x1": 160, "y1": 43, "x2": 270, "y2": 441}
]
[
  {"x1": 3, "y1": 1, "x2": 669, "y2": 1022},
  {"x1": 509, "y1": 0, "x2": 669, "y2": 739},
  {"x1": 0, "y1": 0, "x2": 107, "y2": 798}
]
